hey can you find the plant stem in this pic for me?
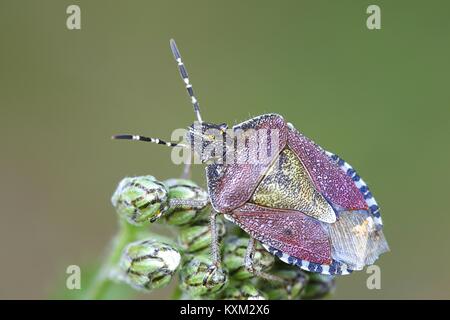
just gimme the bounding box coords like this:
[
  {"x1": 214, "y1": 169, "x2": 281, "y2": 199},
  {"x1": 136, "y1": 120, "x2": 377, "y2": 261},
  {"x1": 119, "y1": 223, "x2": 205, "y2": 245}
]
[
  {"x1": 85, "y1": 220, "x2": 138, "y2": 299},
  {"x1": 170, "y1": 285, "x2": 183, "y2": 300}
]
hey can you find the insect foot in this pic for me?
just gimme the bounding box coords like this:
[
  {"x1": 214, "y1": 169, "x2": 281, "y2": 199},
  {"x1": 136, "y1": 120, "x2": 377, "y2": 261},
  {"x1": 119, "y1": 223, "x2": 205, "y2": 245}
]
[
  {"x1": 119, "y1": 239, "x2": 181, "y2": 291},
  {"x1": 179, "y1": 255, "x2": 228, "y2": 298},
  {"x1": 111, "y1": 176, "x2": 169, "y2": 225}
]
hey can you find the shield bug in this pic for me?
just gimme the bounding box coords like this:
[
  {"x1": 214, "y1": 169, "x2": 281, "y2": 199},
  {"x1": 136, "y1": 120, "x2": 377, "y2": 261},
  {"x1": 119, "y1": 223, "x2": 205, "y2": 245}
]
[{"x1": 113, "y1": 39, "x2": 389, "y2": 279}]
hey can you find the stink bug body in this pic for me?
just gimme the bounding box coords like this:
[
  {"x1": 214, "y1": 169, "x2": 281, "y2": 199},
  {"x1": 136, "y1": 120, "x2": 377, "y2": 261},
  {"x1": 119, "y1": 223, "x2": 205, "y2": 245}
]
[{"x1": 114, "y1": 40, "x2": 389, "y2": 278}]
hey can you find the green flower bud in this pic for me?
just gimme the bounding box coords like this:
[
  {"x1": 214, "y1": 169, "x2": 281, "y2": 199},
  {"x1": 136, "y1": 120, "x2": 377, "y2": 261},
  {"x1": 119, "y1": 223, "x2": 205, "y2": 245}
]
[
  {"x1": 163, "y1": 179, "x2": 210, "y2": 226},
  {"x1": 222, "y1": 282, "x2": 266, "y2": 300},
  {"x1": 111, "y1": 176, "x2": 169, "y2": 225},
  {"x1": 301, "y1": 273, "x2": 335, "y2": 300},
  {"x1": 179, "y1": 255, "x2": 228, "y2": 297},
  {"x1": 222, "y1": 237, "x2": 275, "y2": 280},
  {"x1": 120, "y1": 239, "x2": 181, "y2": 291},
  {"x1": 258, "y1": 269, "x2": 308, "y2": 300},
  {"x1": 178, "y1": 218, "x2": 226, "y2": 253}
]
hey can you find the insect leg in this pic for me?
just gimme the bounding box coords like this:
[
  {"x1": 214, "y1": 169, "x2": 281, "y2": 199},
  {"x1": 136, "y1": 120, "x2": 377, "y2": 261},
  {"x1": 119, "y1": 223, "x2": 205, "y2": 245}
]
[
  {"x1": 168, "y1": 198, "x2": 209, "y2": 210},
  {"x1": 209, "y1": 210, "x2": 222, "y2": 267},
  {"x1": 244, "y1": 237, "x2": 284, "y2": 282}
]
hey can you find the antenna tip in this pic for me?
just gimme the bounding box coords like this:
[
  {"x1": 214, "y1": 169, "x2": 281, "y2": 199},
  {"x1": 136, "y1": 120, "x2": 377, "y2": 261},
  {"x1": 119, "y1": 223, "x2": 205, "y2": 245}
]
[
  {"x1": 112, "y1": 134, "x2": 131, "y2": 140},
  {"x1": 169, "y1": 39, "x2": 180, "y2": 60}
]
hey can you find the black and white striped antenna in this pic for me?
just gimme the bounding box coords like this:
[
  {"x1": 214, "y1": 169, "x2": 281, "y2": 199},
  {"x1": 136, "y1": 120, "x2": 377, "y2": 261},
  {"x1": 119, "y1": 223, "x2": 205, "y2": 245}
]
[
  {"x1": 112, "y1": 40, "x2": 200, "y2": 149},
  {"x1": 170, "y1": 39, "x2": 203, "y2": 123},
  {"x1": 112, "y1": 134, "x2": 187, "y2": 148}
]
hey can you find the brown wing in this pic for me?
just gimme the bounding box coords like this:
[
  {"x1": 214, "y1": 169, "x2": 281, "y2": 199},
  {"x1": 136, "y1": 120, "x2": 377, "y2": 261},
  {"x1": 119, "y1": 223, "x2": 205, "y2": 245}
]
[{"x1": 230, "y1": 203, "x2": 332, "y2": 265}]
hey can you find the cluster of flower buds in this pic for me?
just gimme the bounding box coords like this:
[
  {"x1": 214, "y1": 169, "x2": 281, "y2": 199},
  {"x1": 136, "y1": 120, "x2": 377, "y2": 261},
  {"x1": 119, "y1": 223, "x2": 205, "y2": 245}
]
[
  {"x1": 110, "y1": 176, "x2": 228, "y2": 295},
  {"x1": 161, "y1": 179, "x2": 228, "y2": 297},
  {"x1": 109, "y1": 175, "x2": 336, "y2": 300}
]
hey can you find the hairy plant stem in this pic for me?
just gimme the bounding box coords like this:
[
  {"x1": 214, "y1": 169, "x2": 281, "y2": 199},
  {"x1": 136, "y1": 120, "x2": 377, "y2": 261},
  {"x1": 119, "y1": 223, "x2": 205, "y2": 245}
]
[{"x1": 85, "y1": 220, "x2": 138, "y2": 299}]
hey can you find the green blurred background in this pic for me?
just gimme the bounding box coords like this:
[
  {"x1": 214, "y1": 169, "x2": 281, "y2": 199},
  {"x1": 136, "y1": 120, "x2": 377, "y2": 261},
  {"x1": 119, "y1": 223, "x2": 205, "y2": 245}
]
[{"x1": 1, "y1": 0, "x2": 449, "y2": 299}]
